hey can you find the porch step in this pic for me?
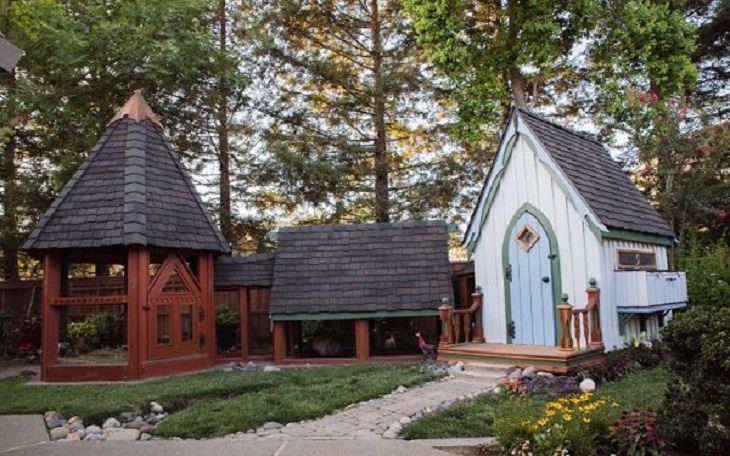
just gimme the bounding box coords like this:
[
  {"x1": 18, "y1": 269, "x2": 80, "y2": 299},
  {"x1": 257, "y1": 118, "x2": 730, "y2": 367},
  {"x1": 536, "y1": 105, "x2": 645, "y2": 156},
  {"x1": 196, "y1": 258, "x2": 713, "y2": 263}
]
[{"x1": 455, "y1": 362, "x2": 509, "y2": 383}]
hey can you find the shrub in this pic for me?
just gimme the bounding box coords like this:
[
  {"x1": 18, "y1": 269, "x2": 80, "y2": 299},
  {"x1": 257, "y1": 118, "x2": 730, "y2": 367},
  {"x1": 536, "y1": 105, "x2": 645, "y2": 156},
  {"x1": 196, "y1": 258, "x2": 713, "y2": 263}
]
[
  {"x1": 612, "y1": 409, "x2": 664, "y2": 456},
  {"x1": 494, "y1": 393, "x2": 618, "y2": 455},
  {"x1": 659, "y1": 305, "x2": 730, "y2": 454},
  {"x1": 66, "y1": 319, "x2": 99, "y2": 352},
  {"x1": 577, "y1": 345, "x2": 663, "y2": 384},
  {"x1": 675, "y1": 241, "x2": 730, "y2": 307},
  {"x1": 0, "y1": 314, "x2": 41, "y2": 360}
]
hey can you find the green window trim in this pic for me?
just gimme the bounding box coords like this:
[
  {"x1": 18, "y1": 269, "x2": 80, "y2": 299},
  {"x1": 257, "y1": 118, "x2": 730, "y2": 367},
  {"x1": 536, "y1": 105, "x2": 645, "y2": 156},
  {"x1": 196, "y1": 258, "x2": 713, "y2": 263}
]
[{"x1": 501, "y1": 203, "x2": 563, "y2": 345}]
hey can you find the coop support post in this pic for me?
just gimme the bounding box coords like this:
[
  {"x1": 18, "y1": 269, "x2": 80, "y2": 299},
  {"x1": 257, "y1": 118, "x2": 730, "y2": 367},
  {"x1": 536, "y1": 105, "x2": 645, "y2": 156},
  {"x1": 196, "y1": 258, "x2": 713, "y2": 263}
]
[
  {"x1": 273, "y1": 321, "x2": 286, "y2": 362},
  {"x1": 355, "y1": 319, "x2": 370, "y2": 361}
]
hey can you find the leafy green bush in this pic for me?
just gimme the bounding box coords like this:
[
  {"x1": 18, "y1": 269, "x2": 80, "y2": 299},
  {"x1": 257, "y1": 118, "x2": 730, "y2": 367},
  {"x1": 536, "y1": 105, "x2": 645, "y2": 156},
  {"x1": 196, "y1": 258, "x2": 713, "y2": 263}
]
[
  {"x1": 66, "y1": 320, "x2": 99, "y2": 352},
  {"x1": 577, "y1": 345, "x2": 663, "y2": 385},
  {"x1": 660, "y1": 306, "x2": 730, "y2": 454},
  {"x1": 675, "y1": 241, "x2": 730, "y2": 307}
]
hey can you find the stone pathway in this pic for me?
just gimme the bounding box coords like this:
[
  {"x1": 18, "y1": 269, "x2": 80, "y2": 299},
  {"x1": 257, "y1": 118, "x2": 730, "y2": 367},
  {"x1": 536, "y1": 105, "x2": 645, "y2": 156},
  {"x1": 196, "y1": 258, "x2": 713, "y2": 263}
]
[{"x1": 230, "y1": 373, "x2": 500, "y2": 441}]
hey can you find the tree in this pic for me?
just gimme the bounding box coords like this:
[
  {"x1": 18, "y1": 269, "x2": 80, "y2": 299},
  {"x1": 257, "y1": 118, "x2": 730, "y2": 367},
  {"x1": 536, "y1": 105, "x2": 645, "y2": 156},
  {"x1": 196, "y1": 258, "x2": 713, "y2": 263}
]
[
  {"x1": 627, "y1": 98, "x2": 729, "y2": 245},
  {"x1": 403, "y1": 0, "x2": 601, "y2": 140},
  {"x1": 1, "y1": 0, "x2": 221, "y2": 278},
  {"x1": 253, "y1": 0, "x2": 473, "y2": 224}
]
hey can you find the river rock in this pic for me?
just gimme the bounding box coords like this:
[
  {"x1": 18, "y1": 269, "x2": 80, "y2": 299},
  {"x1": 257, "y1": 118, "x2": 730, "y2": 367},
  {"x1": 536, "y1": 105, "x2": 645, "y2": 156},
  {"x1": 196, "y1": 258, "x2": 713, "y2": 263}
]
[
  {"x1": 103, "y1": 417, "x2": 121, "y2": 429},
  {"x1": 50, "y1": 427, "x2": 69, "y2": 441},
  {"x1": 83, "y1": 432, "x2": 101, "y2": 442},
  {"x1": 262, "y1": 421, "x2": 283, "y2": 430},
  {"x1": 150, "y1": 402, "x2": 164, "y2": 413},
  {"x1": 140, "y1": 433, "x2": 152, "y2": 441},
  {"x1": 508, "y1": 368, "x2": 522, "y2": 380},
  {"x1": 394, "y1": 385, "x2": 407, "y2": 394},
  {"x1": 118, "y1": 412, "x2": 137, "y2": 423},
  {"x1": 66, "y1": 431, "x2": 82, "y2": 442},
  {"x1": 580, "y1": 378, "x2": 596, "y2": 392},
  {"x1": 522, "y1": 366, "x2": 537, "y2": 378},
  {"x1": 263, "y1": 365, "x2": 281, "y2": 373},
  {"x1": 123, "y1": 417, "x2": 146, "y2": 430},
  {"x1": 85, "y1": 425, "x2": 102, "y2": 435},
  {"x1": 46, "y1": 418, "x2": 66, "y2": 429},
  {"x1": 44, "y1": 411, "x2": 62, "y2": 421},
  {"x1": 68, "y1": 421, "x2": 85, "y2": 433},
  {"x1": 67, "y1": 416, "x2": 82, "y2": 425},
  {"x1": 103, "y1": 428, "x2": 140, "y2": 441},
  {"x1": 146, "y1": 414, "x2": 165, "y2": 425},
  {"x1": 447, "y1": 362, "x2": 464, "y2": 376}
]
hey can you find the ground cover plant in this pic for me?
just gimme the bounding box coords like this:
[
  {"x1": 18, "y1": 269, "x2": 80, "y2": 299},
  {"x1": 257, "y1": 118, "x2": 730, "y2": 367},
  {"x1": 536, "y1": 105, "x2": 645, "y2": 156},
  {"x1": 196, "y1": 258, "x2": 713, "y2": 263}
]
[
  {"x1": 0, "y1": 363, "x2": 434, "y2": 438},
  {"x1": 400, "y1": 368, "x2": 670, "y2": 443}
]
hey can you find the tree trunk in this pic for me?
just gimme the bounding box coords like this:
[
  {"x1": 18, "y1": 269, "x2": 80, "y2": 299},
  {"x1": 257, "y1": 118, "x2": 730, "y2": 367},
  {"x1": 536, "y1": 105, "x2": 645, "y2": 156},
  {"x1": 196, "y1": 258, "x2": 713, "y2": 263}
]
[
  {"x1": 370, "y1": 0, "x2": 389, "y2": 223},
  {"x1": 217, "y1": 0, "x2": 232, "y2": 241},
  {"x1": 506, "y1": 0, "x2": 526, "y2": 108},
  {"x1": 510, "y1": 69, "x2": 527, "y2": 108},
  {"x1": 1, "y1": 57, "x2": 19, "y2": 281}
]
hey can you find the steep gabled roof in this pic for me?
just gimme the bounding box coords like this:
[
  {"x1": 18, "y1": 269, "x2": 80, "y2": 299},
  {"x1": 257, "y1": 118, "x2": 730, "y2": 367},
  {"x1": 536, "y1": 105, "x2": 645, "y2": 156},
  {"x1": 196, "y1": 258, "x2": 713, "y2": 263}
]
[
  {"x1": 517, "y1": 109, "x2": 674, "y2": 238},
  {"x1": 269, "y1": 221, "x2": 454, "y2": 317},
  {"x1": 465, "y1": 108, "x2": 674, "y2": 244},
  {"x1": 23, "y1": 91, "x2": 230, "y2": 254}
]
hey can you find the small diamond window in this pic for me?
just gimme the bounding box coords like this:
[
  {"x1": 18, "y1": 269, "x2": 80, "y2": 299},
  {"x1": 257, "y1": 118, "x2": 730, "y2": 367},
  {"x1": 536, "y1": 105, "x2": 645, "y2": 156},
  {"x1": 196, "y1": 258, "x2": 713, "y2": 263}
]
[{"x1": 515, "y1": 224, "x2": 539, "y2": 251}]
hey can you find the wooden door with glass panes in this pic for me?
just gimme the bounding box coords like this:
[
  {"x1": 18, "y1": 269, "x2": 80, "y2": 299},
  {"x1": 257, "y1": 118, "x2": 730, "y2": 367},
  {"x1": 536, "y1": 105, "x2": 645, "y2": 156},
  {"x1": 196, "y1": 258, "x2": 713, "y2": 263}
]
[{"x1": 148, "y1": 254, "x2": 202, "y2": 360}]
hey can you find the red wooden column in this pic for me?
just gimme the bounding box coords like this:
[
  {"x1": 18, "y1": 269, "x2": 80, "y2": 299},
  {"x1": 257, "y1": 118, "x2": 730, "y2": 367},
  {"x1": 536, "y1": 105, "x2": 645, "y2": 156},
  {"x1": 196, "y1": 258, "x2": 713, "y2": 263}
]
[
  {"x1": 239, "y1": 287, "x2": 249, "y2": 359},
  {"x1": 355, "y1": 319, "x2": 370, "y2": 361},
  {"x1": 127, "y1": 247, "x2": 149, "y2": 379},
  {"x1": 198, "y1": 253, "x2": 215, "y2": 365},
  {"x1": 41, "y1": 253, "x2": 62, "y2": 381},
  {"x1": 272, "y1": 321, "x2": 286, "y2": 362}
]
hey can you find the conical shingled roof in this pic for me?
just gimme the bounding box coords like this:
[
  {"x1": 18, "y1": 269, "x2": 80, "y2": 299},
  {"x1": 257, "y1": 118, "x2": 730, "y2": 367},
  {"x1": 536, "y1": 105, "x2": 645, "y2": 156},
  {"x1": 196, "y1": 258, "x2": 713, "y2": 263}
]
[{"x1": 24, "y1": 91, "x2": 230, "y2": 254}]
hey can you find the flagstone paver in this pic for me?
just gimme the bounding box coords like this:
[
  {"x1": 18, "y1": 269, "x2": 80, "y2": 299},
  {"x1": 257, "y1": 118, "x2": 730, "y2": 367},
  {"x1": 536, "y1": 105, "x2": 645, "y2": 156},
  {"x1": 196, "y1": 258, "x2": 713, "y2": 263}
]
[{"x1": 231, "y1": 375, "x2": 496, "y2": 441}]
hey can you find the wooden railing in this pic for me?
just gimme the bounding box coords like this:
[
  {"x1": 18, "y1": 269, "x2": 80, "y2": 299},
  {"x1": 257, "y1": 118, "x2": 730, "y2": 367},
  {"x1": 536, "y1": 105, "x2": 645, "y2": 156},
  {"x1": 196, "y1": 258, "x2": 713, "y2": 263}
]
[
  {"x1": 438, "y1": 290, "x2": 485, "y2": 347},
  {"x1": 558, "y1": 279, "x2": 604, "y2": 352}
]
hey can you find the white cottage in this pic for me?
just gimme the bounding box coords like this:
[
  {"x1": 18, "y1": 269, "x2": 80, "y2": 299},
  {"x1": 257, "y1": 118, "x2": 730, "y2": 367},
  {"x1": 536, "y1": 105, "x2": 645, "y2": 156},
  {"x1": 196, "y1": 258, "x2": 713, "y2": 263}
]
[{"x1": 440, "y1": 108, "x2": 687, "y2": 372}]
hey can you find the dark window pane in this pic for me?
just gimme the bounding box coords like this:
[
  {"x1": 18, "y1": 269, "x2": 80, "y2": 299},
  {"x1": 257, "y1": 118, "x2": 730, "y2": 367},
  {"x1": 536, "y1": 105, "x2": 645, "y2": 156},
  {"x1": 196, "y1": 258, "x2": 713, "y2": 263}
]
[
  {"x1": 156, "y1": 305, "x2": 171, "y2": 345},
  {"x1": 180, "y1": 305, "x2": 193, "y2": 342}
]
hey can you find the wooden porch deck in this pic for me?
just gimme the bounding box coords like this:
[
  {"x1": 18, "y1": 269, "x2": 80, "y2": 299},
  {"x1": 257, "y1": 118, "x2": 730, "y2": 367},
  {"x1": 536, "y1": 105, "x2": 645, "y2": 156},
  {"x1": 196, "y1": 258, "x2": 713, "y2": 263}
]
[{"x1": 438, "y1": 343, "x2": 605, "y2": 374}]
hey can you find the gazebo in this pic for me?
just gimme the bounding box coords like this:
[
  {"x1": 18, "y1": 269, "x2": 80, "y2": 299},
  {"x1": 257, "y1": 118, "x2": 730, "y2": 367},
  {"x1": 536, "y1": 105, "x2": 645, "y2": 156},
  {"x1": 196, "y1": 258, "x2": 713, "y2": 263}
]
[{"x1": 23, "y1": 91, "x2": 230, "y2": 382}]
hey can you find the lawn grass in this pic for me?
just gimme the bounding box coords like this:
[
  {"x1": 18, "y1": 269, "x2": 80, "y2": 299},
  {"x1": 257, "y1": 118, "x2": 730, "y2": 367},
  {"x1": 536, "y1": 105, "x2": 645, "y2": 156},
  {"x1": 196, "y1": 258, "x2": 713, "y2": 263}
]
[
  {"x1": 400, "y1": 367, "x2": 671, "y2": 440},
  {"x1": 0, "y1": 363, "x2": 434, "y2": 438}
]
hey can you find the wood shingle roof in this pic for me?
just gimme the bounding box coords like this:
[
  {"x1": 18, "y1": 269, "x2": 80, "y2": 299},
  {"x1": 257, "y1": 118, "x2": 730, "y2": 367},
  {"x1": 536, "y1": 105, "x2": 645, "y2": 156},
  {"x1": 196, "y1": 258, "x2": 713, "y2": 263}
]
[
  {"x1": 269, "y1": 221, "x2": 454, "y2": 317},
  {"x1": 517, "y1": 109, "x2": 675, "y2": 238},
  {"x1": 23, "y1": 92, "x2": 229, "y2": 254}
]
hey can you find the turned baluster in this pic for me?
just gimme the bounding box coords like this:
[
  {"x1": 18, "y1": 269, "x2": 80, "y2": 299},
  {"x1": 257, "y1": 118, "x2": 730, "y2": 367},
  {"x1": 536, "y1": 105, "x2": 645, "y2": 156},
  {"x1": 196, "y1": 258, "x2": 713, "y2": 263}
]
[
  {"x1": 438, "y1": 302, "x2": 455, "y2": 347},
  {"x1": 463, "y1": 313, "x2": 471, "y2": 342},
  {"x1": 558, "y1": 293, "x2": 574, "y2": 351},
  {"x1": 586, "y1": 278, "x2": 603, "y2": 348},
  {"x1": 573, "y1": 310, "x2": 582, "y2": 351},
  {"x1": 472, "y1": 290, "x2": 485, "y2": 343}
]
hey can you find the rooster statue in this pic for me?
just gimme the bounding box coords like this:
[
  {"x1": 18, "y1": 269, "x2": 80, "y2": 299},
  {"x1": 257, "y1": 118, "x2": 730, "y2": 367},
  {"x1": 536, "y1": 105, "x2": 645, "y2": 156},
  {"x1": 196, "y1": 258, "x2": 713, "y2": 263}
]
[{"x1": 415, "y1": 332, "x2": 435, "y2": 359}]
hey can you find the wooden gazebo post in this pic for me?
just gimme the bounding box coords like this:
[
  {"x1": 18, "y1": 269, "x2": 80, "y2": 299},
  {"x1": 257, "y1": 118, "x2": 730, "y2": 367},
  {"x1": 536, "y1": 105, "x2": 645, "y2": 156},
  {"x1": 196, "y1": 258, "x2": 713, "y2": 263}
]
[{"x1": 40, "y1": 253, "x2": 61, "y2": 381}]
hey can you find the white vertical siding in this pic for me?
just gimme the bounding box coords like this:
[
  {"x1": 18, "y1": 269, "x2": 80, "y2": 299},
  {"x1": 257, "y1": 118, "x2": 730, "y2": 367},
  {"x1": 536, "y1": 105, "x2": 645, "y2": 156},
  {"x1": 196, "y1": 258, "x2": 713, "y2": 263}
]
[
  {"x1": 600, "y1": 239, "x2": 670, "y2": 349},
  {"x1": 473, "y1": 134, "x2": 603, "y2": 344}
]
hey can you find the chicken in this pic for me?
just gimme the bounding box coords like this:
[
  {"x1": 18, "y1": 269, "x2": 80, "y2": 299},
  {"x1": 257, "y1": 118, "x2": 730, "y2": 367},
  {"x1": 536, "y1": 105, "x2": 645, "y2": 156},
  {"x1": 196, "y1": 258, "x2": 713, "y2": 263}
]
[{"x1": 415, "y1": 332, "x2": 435, "y2": 359}]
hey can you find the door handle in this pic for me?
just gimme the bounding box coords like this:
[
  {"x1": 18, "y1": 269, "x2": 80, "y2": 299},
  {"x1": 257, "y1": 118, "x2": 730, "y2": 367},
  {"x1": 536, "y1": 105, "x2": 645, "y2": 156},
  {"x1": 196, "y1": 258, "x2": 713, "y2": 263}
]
[{"x1": 541, "y1": 276, "x2": 550, "y2": 283}]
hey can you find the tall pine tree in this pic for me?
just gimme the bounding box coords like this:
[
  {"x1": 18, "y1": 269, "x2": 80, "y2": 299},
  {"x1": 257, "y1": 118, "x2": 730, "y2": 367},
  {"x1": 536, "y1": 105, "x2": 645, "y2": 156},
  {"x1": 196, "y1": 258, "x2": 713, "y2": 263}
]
[{"x1": 252, "y1": 0, "x2": 472, "y2": 225}]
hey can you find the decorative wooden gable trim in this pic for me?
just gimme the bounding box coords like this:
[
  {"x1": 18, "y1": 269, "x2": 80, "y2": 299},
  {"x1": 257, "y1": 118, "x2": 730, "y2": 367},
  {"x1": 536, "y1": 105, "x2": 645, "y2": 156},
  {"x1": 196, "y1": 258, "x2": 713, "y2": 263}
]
[
  {"x1": 464, "y1": 111, "x2": 607, "y2": 254},
  {"x1": 148, "y1": 254, "x2": 202, "y2": 299}
]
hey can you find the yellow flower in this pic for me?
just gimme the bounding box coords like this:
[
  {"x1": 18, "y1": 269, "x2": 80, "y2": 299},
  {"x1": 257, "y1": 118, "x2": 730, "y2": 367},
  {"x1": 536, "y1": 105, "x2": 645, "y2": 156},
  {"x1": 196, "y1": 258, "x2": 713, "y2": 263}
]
[
  {"x1": 562, "y1": 414, "x2": 572, "y2": 421},
  {"x1": 583, "y1": 417, "x2": 591, "y2": 424}
]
